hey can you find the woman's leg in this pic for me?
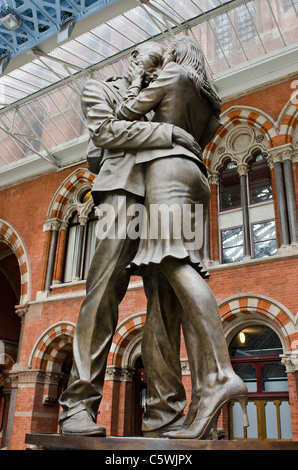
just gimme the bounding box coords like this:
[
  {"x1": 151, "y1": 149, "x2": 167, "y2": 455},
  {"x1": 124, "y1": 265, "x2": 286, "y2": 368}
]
[
  {"x1": 160, "y1": 258, "x2": 233, "y2": 385},
  {"x1": 160, "y1": 257, "x2": 248, "y2": 438}
]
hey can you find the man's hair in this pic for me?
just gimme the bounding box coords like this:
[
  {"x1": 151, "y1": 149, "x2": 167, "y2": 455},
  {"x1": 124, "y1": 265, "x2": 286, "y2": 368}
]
[{"x1": 131, "y1": 41, "x2": 166, "y2": 66}]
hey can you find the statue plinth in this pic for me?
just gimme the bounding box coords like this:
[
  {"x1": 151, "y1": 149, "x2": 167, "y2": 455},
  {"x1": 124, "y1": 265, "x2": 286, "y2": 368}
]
[{"x1": 25, "y1": 433, "x2": 298, "y2": 451}]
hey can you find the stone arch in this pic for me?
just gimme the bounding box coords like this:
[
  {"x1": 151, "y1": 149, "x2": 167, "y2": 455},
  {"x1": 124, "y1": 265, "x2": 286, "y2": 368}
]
[
  {"x1": 46, "y1": 168, "x2": 95, "y2": 223},
  {"x1": 29, "y1": 321, "x2": 75, "y2": 372},
  {"x1": 218, "y1": 294, "x2": 297, "y2": 351},
  {"x1": 0, "y1": 219, "x2": 31, "y2": 304},
  {"x1": 109, "y1": 313, "x2": 146, "y2": 367},
  {"x1": 204, "y1": 106, "x2": 277, "y2": 170},
  {"x1": 277, "y1": 97, "x2": 298, "y2": 146}
]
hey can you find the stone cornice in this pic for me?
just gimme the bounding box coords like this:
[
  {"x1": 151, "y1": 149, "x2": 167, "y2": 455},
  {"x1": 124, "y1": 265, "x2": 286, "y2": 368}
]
[{"x1": 10, "y1": 369, "x2": 63, "y2": 387}]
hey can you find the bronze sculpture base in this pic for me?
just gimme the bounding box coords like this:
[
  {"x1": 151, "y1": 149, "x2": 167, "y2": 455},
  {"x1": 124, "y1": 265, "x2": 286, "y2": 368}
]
[{"x1": 25, "y1": 433, "x2": 298, "y2": 451}]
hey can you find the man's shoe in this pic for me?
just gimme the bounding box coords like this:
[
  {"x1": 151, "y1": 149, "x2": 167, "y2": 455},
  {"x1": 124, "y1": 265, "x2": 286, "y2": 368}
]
[
  {"x1": 143, "y1": 416, "x2": 186, "y2": 438},
  {"x1": 59, "y1": 410, "x2": 106, "y2": 436}
]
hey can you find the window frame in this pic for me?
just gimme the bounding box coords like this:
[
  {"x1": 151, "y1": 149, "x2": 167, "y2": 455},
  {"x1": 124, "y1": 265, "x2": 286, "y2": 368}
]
[
  {"x1": 250, "y1": 219, "x2": 277, "y2": 260},
  {"x1": 219, "y1": 161, "x2": 241, "y2": 212},
  {"x1": 220, "y1": 224, "x2": 244, "y2": 264},
  {"x1": 248, "y1": 153, "x2": 273, "y2": 206}
]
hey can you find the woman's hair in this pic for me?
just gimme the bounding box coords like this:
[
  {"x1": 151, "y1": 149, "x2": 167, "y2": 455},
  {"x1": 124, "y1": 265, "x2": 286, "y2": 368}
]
[{"x1": 167, "y1": 36, "x2": 221, "y2": 113}]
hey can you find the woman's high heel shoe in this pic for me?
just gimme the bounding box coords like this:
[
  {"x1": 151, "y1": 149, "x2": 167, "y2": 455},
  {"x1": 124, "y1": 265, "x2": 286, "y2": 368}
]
[{"x1": 165, "y1": 375, "x2": 249, "y2": 440}]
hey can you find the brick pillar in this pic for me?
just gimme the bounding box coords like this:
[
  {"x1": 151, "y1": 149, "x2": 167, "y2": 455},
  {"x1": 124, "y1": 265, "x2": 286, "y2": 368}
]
[
  {"x1": 281, "y1": 351, "x2": 298, "y2": 441},
  {"x1": 208, "y1": 171, "x2": 220, "y2": 263},
  {"x1": 293, "y1": 161, "x2": 298, "y2": 209},
  {"x1": 101, "y1": 366, "x2": 135, "y2": 437},
  {"x1": 52, "y1": 221, "x2": 68, "y2": 283},
  {"x1": 10, "y1": 370, "x2": 63, "y2": 450}
]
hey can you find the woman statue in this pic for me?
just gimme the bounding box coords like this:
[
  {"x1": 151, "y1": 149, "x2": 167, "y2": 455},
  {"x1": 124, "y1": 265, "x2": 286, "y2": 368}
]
[{"x1": 117, "y1": 36, "x2": 248, "y2": 439}]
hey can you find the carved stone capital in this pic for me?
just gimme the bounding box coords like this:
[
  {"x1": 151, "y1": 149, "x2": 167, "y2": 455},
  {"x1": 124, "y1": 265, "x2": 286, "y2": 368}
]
[
  {"x1": 10, "y1": 369, "x2": 63, "y2": 387},
  {"x1": 267, "y1": 145, "x2": 294, "y2": 169},
  {"x1": 280, "y1": 351, "x2": 298, "y2": 373},
  {"x1": 59, "y1": 221, "x2": 69, "y2": 231},
  {"x1": 43, "y1": 218, "x2": 61, "y2": 232},
  {"x1": 208, "y1": 170, "x2": 219, "y2": 185},
  {"x1": 237, "y1": 163, "x2": 249, "y2": 176},
  {"x1": 78, "y1": 215, "x2": 89, "y2": 226},
  {"x1": 15, "y1": 303, "x2": 29, "y2": 322},
  {"x1": 104, "y1": 366, "x2": 135, "y2": 382}
]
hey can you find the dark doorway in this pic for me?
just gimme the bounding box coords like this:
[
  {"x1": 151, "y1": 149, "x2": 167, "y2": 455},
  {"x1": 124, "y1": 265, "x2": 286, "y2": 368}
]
[{"x1": 131, "y1": 356, "x2": 147, "y2": 436}]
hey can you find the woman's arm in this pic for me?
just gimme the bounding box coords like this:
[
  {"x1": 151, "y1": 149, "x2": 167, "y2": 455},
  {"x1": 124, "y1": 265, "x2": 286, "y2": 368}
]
[{"x1": 116, "y1": 63, "x2": 175, "y2": 121}]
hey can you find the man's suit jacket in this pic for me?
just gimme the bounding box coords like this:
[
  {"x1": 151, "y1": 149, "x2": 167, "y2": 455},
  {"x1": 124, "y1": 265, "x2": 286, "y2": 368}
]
[{"x1": 81, "y1": 77, "x2": 174, "y2": 204}]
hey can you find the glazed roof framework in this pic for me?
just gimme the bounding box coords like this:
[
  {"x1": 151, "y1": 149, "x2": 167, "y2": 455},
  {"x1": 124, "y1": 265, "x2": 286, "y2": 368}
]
[{"x1": 0, "y1": 0, "x2": 297, "y2": 180}]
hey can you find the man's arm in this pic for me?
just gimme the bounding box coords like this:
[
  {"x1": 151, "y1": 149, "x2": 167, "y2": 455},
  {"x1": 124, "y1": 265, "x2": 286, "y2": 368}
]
[{"x1": 81, "y1": 79, "x2": 174, "y2": 151}]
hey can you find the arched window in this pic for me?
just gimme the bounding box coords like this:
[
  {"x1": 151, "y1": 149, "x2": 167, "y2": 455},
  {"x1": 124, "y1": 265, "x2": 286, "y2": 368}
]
[
  {"x1": 219, "y1": 153, "x2": 277, "y2": 263},
  {"x1": 229, "y1": 324, "x2": 291, "y2": 440},
  {"x1": 62, "y1": 190, "x2": 98, "y2": 283}
]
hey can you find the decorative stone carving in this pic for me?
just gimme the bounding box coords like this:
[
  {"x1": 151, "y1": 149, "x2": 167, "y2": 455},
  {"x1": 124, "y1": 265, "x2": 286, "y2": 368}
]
[
  {"x1": 43, "y1": 218, "x2": 61, "y2": 232},
  {"x1": 208, "y1": 170, "x2": 219, "y2": 186},
  {"x1": 237, "y1": 163, "x2": 249, "y2": 176},
  {"x1": 280, "y1": 351, "x2": 298, "y2": 373},
  {"x1": 227, "y1": 126, "x2": 255, "y2": 156},
  {"x1": 104, "y1": 366, "x2": 135, "y2": 382},
  {"x1": 15, "y1": 303, "x2": 29, "y2": 322},
  {"x1": 267, "y1": 145, "x2": 294, "y2": 169}
]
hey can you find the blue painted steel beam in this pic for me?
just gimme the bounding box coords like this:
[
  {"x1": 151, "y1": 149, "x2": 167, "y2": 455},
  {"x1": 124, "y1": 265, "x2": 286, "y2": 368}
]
[{"x1": 0, "y1": 0, "x2": 119, "y2": 58}]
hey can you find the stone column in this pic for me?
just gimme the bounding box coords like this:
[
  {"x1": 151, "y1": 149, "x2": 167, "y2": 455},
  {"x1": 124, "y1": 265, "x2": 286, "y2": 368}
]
[
  {"x1": 281, "y1": 149, "x2": 298, "y2": 244},
  {"x1": 75, "y1": 215, "x2": 89, "y2": 280},
  {"x1": 237, "y1": 163, "x2": 251, "y2": 259},
  {"x1": 44, "y1": 219, "x2": 61, "y2": 291},
  {"x1": 267, "y1": 150, "x2": 290, "y2": 247}
]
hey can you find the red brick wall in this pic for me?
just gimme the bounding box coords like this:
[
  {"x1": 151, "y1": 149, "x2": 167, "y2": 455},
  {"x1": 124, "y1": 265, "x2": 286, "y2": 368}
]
[{"x1": 222, "y1": 79, "x2": 294, "y2": 121}]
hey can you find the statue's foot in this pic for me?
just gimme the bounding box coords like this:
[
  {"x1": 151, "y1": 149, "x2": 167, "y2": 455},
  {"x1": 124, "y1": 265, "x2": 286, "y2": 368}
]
[
  {"x1": 59, "y1": 410, "x2": 106, "y2": 436},
  {"x1": 165, "y1": 374, "x2": 248, "y2": 439}
]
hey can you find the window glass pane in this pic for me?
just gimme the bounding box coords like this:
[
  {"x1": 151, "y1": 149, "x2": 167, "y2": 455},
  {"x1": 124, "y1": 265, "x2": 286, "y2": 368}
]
[
  {"x1": 280, "y1": 401, "x2": 292, "y2": 439},
  {"x1": 219, "y1": 162, "x2": 241, "y2": 210},
  {"x1": 262, "y1": 363, "x2": 288, "y2": 392},
  {"x1": 230, "y1": 325, "x2": 283, "y2": 357},
  {"x1": 232, "y1": 401, "x2": 258, "y2": 438},
  {"x1": 252, "y1": 221, "x2": 277, "y2": 258},
  {"x1": 213, "y1": 13, "x2": 232, "y2": 59},
  {"x1": 249, "y1": 154, "x2": 272, "y2": 204},
  {"x1": 233, "y1": 363, "x2": 257, "y2": 392},
  {"x1": 265, "y1": 401, "x2": 279, "y2": 439},
  {"x1": 237, "y1": 4, "x2": 256, "y2": 45},
  {"x1": 222, "y1": 227, "x2": 244, "y2": 263}
]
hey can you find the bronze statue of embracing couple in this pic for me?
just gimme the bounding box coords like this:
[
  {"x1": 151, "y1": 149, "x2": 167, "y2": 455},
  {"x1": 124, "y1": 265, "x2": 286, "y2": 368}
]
[{"x1": 58, "y1": 36, "x2": 248, "y2": 440}]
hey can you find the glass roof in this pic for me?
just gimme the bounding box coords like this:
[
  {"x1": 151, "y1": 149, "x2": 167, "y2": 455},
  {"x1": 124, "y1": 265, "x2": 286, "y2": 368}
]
[{"x1": 0, "y1": 0, "x2": 297, "y2": 174}]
